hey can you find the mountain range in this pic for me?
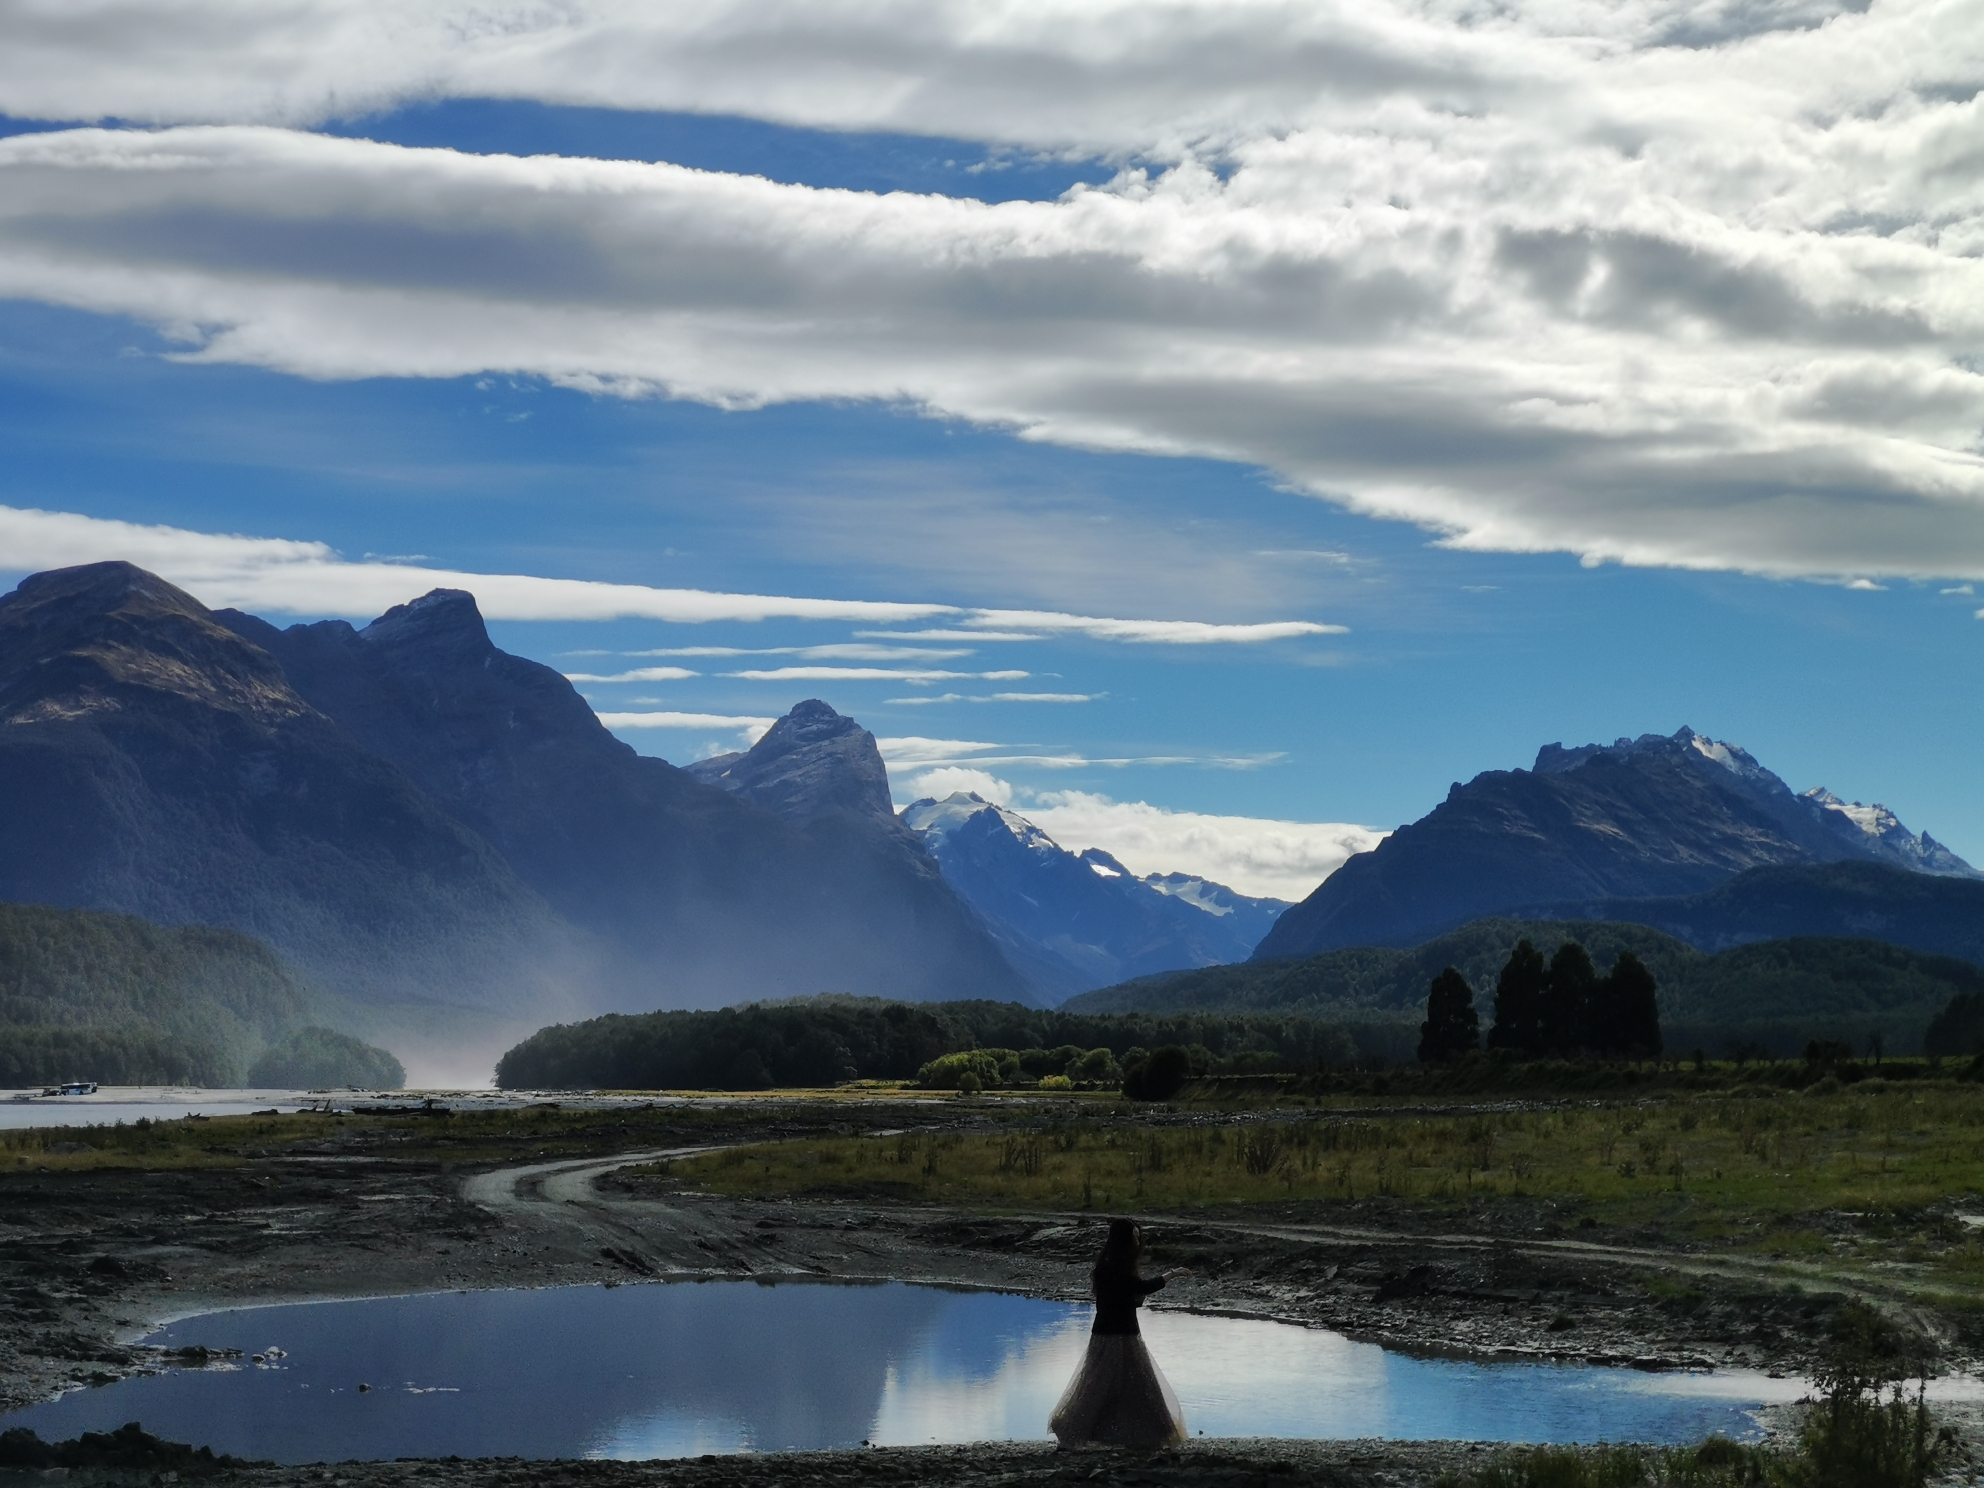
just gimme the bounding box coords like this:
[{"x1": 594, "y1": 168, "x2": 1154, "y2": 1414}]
[
  {"x1": 8, "y1": 561, "x2": 1983, "y2": 1078},
  {"x1": 1258, "y1": 727, "x2": 1978, "y2": 960},
  {"x1": 898, "y1": 792, "x2": 1287, "y2": 999},
  {"x1": 0, "y1": 563, "x2": 1033, "y2": 1077}
]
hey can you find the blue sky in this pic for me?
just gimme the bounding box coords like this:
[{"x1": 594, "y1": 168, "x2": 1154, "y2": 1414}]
[{"x1": 0, "y1": 2, "x2": 1979, "y2": 898}]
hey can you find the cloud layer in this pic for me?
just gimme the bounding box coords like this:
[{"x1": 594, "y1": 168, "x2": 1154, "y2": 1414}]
[
  {"x1": 1023, "y1": 789, "x2": 1386, "y2": 903},
  {"x1": 0, "y1": 502, "x2": 1327, "y2": 639},
  {"x1": 896, "y1": 768, "x2": 1387, "y2": 901},
  {"x1": 2, "y1": 2, "x2": 1982, "y2": 577}
]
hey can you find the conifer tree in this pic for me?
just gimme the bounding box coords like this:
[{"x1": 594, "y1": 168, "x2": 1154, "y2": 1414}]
[
  {"x1": 1417, "y1": 966, "x2": 1479, "y2": 1063},
  {"x1": 1487, "y1": 939, "x2": 1548, "y2": 1055},
  {"x1": 1602, "y1": 950, "x2": 1662, "y2": 1058},
  {"x1": 1542, "y1": 941, "x2": 1597, "y2": 1055}
]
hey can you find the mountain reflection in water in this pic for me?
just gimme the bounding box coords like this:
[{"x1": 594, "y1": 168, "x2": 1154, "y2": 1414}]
[{"x1": 4, "y1": 1281, "x2": 1784, "y2": 1461}]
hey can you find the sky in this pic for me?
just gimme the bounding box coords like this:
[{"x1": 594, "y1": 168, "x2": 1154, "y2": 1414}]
[{"x1": 0, "y1": 0, "x2": 1980, "y2": 901}]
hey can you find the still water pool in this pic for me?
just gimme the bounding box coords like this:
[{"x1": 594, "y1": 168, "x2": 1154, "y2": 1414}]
[{"x1": 4, "y1": 1282, "x2": 1796, "y2": 1461}]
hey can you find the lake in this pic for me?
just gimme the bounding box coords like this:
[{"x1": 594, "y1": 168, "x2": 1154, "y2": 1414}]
[
  {"x1": 2, "y1": 1281, "x2": 1802, "y2": 1460},
  {"x1": 0, "y1": 1092, "x2": 309, "y2": 1130}
]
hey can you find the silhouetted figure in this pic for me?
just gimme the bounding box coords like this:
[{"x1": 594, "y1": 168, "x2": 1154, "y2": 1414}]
[{"x1": 1049, "y1": 1219, "x2": 1188, "y2": 1447}]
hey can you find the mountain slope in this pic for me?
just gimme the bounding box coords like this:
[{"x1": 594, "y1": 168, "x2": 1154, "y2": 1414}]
[
  {"x1": 1540, "y1": 860, "x2": 1984, "y2": 966},
  {"x1": 0, "y1": 901, "x2": 306, "y2": 1085},
  {"x1": 0, "y1": 563, "x2": 575, "y2": 1030},
  {"x1": 900, "y1": 792, "x2": 1288, "y2": 998},
  {"x1": 1258, "y1": 727, "x2": 1976, "y2": 959},
  {"x1": 685, "y1": 699, "x2": 894, "y2": 821},
  {"x1": 223, "y1": 603, "x2": 1029, "y2": 1010}
]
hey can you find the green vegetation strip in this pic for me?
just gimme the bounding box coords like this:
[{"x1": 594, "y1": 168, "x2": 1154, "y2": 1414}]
[
  {"x1": 0, "y1": 1102, "x2": 748, "y2": 1173},
  {"x1": 663, "y1": 1082, "x2": 1984, "y2": 1292}
]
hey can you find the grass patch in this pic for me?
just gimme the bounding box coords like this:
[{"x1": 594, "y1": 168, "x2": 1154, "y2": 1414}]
[
  {"x1": 1434, "y1": 1440, "x2": 1771, "y2": 1487},
  {"x1": 0, "y1": 1100, "x2": 769, "y2": 1173},
  {"x1": 664, "y1": 1083, "x2": 1984, "y2": 1291}
]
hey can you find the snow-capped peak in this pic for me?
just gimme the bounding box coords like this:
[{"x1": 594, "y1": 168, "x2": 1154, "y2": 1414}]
[
  {"x1": 900, "y1": 792, "x2": 1062, "y2": 856},
  {"x1": 1534, "y1": 727, "x2": 1786, "y2": 796},
  {"x1": 1802, "y1": 787, "x2": 1901, "y2": 839},
  {"x1": 1679, "y1": 729, "x2": 1771, "y2": 783}
]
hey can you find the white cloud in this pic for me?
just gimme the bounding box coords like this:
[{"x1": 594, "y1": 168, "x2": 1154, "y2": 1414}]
[
  {"x1": 905, "y1": 767, "x2": 1014, "y2": 804},
  {"x1": 0, "y1": 502, "x2": 946, "y2": 623},
  {"x1": 876, "y1": 737, "x2": 1004, "y2": 762},
  {"x1": 964, "y1": 611, "x2": 1344, "y2": 644},
  {"x1": 857, "y1": 630, "x2": 1042, "y2": 643},
  {"x1": 885, "y1": 691, "x2": 1098, "y2": 705},
  {"x1": 876, "y1": 736, "x2": 1282, "y2": 770},
  {"x1": 563, "y1": 666, "x2": 699, "y2": 682},
  {"x1": 2, "y1": 5, "x2": 1981, "y2": 578},
  {"x1": 0, "y1": 1, "x2": 1574, "y2": 149},
  {"x1": 632, "y1": 644, "x2": 973, "y2": 660},
  {"x1": 594, "y1": 710, "x2": 775, "y2": 731},
  {"x1": 1021, "y1": 788, "x2": 1387, "y2": 902},
  {"x1": 593, "y1": 710, "x2": 775, "y2": 748},
  {"x1": 726, "y1": 666, "x2": 1031, "y2": 682},
  {"x1": 0, "y1": 502, "x2": 1333, "y2": 638}
]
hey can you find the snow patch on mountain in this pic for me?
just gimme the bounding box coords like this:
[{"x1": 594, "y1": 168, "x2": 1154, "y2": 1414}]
[
  {"x1": 899, "y1": 792, "x2": 1295, "y2": 998},
  {"x1": 1532, "y1": 726, "x2": 1978, "y2": 880},
  {"x1": 901, "y1": 792, "x2": 1058, "y2": 858},
  {"x1": 1802, "y1": 787, "x2": 1979, "y2": 878}
]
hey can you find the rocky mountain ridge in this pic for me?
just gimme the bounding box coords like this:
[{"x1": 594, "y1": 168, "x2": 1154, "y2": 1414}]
[
  {"x1": 901, "y1": 791, "x2": 1287, "y2": 998},
  {"x1": 0, "y1": 562, "x2": 1030, "y2": 1077},
  {"x1": 1257, "y1": 726, "x2": 1976, "y2": 959}
]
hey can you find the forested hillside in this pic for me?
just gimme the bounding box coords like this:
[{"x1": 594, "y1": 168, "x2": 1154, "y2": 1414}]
[{"x1": 0, "y1": 902, "x2": 401, "y2": 1086}]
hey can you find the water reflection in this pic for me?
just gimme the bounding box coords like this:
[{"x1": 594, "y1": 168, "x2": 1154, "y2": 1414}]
[{"x1": 4, "y1": 1282, "x2": 1785, "y2": 1462}]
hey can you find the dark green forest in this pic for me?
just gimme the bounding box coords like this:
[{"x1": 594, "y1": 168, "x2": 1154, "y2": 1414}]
[
  {"x1": 496, "y1": 923, "x2": 1984, "y2": 1091},
  {"x1": 493, "y1": 996, "x2": 1354, "y2": 1091},
  {"x1": 0, "y1": 902, "x2": 403, "y2": 1087},
  {"x1": 1068, "y1": 918, "x2": 1984, "y2": 1058}
]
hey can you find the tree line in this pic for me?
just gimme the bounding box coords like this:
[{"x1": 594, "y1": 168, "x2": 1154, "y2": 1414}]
[
  {"x1": 494, "y1": 995, "x2": 1358, "y2": 1091},
  {"x1": 1418, "y1": 938, "x2": 1662, "y2": 1063}
]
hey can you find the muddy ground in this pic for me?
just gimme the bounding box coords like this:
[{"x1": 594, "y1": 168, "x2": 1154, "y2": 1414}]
[
  {"x1": 0, "y1": 1434, "x2": 1498, "y2": 1488},
  {"x1": 0, "y1": 1096, "x2": 1920, "y2": 1484}
]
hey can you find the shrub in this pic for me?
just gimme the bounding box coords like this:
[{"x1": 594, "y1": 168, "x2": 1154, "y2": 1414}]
[
  {"x1": 917, "y1": 1050, "x2": 1008, "y2": 1090},
  {"x1": 1775, "y1": 1302, "x2": 1952, "y2": 1488},
  {"x1": 1068, "y1": 1047, "x2": 1122, "y2": 1084}
]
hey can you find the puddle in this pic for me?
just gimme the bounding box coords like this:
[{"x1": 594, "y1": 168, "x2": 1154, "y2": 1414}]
[{"x1": 4, "y1": 1281, "x2": 1806, "y2": 1461}]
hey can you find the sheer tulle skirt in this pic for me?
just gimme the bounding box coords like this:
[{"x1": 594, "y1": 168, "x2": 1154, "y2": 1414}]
[{"x1": 1048, "y1": 1332, "x2": 1187, "y2": 1448}]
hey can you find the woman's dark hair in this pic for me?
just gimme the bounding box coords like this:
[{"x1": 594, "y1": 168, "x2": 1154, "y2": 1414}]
[{"x1": 1097, "y1": 1218, "x2": 1142, "y2": 1272}]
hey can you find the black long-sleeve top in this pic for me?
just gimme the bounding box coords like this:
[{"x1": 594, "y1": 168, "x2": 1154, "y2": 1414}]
[{"x1": 1091, "y1": 1264, "x2": 1166, "y2": 1335}]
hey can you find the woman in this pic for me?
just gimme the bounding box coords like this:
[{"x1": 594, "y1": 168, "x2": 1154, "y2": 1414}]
[{"x1": 1048, "y1": 1219, "x2": 1189, "y2": 1448}]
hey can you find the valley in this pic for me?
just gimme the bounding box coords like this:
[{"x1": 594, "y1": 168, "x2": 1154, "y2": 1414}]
[{"x1": 7, "y1": 561, "x2": 1984, "y2": 1484}]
